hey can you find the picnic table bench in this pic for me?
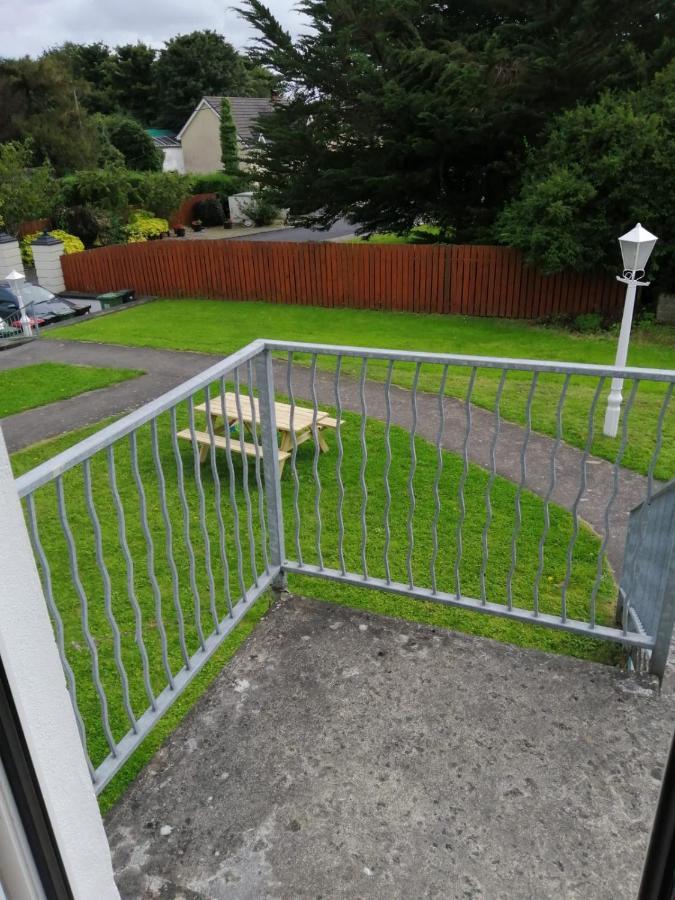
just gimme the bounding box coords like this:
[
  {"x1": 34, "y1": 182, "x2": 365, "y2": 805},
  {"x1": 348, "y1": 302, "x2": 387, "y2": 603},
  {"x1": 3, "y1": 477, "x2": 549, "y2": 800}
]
[{"x1": 176, "y1": 393, "x2": 341, "y2": 476}]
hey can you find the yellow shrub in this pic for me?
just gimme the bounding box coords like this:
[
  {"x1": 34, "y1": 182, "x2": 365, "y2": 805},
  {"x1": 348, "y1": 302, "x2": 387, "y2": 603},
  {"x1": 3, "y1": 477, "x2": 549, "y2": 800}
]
[{"x1": 21, "y1": 230, "x2": 85, "y2": 266}]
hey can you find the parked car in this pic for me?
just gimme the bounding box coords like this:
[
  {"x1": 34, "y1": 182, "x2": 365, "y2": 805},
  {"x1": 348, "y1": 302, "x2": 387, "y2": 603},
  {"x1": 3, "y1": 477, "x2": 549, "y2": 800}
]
[{"x1": 0, "y1": 282, "x2": 91, "y2": 327}]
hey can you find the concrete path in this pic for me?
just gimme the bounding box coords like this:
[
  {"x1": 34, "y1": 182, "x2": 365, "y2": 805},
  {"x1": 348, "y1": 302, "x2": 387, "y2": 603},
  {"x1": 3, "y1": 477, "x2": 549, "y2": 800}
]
[
  {"x1": 106, "y1": 596, "x2": 672, "y2": 899},
  {"x1": 0, "y1": 338, "x2": 653, "y2": 575}
]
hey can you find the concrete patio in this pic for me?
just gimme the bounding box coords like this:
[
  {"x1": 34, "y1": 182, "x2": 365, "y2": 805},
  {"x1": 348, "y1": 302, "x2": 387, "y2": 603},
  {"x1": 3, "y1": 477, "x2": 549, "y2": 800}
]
[{"x1": 106, "y1": 596, "x2": 674, "y2": 899}]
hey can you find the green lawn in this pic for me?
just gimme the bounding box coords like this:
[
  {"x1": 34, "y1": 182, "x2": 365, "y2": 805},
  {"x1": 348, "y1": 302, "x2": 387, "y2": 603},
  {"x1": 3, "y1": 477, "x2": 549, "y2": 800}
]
[
  {"x1": 13, "y1": 395, "x2": 617, "y2": 811},
  {"x1": 51, "y1": 299, "x2": 674, "y2": 478},
  {"x1": 0, "y1": 362, "x2": 142, "y2": 418}
]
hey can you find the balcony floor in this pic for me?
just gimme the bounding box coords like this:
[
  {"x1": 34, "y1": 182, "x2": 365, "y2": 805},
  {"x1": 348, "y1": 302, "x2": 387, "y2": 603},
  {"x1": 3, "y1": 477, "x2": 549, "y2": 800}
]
[{"x1": 106, "y1": 596, "x2": 674, "y2": 899}]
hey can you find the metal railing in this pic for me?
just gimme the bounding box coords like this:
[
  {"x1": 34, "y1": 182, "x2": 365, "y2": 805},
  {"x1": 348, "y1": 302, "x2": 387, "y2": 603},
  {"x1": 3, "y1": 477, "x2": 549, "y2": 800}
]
[
  {"x1": 11, "y1": 339, "x2": 675, "y2": 791},
  {"x1": 0, "y1": 306, "x2": 39, "y2": 347}
]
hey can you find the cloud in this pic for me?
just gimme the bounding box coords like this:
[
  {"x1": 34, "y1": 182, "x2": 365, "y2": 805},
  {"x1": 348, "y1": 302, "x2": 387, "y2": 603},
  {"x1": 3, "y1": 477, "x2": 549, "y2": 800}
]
[{"x1": 3, "y1": 0, "x2": 307, "y2": 57}]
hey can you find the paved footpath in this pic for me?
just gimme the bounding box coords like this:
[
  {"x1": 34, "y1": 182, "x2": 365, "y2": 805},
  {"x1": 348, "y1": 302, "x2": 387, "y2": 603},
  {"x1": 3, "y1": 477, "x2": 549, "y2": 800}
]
[{"x1": 0, "y1": 338, "x2": 655, "y2": 577}]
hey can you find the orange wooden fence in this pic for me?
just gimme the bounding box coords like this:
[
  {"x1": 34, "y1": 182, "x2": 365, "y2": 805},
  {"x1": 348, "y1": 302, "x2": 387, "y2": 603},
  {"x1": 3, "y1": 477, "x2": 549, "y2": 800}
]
[{"x1": 60, "y1": 240, "x2": 624, "y2": 319}]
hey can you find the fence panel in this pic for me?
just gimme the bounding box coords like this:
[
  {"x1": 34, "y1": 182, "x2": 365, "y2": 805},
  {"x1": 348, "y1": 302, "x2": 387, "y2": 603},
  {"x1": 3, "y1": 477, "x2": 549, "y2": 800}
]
[{"x1": 61, "y1": 240, "x2": 625, "y2": 318}]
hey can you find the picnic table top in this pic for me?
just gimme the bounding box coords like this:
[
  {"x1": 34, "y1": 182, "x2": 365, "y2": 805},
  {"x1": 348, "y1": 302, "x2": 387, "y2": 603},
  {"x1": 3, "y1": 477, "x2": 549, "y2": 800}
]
[{"x1": 195, "y1": 393, "x2": 331, "y2": 433}]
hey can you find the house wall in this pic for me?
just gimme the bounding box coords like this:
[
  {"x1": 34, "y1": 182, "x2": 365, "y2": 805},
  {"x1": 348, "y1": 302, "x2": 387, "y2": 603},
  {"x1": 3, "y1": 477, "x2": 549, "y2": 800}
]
[
  {"x1": 162, "y1": 146, "x2": 185, "y2": 174},
  {"x1": 181, "y1": 108, "x2": 222, "y2": 173}
]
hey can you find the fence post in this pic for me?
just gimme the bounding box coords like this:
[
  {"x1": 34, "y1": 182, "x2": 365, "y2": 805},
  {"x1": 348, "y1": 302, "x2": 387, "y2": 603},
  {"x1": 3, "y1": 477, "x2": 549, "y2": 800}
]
[
  {"x1": 0, "y1": 428, "x2": 119, "y2": 898},
  {"x1": 255, "y1": 348, "x2": 287, "y2": 600}
]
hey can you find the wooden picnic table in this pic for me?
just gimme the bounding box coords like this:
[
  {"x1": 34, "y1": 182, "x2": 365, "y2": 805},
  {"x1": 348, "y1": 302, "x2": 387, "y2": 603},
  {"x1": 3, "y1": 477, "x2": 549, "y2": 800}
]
[{"x1": 176, "y1": 393, "x2": 340, "y2": 475}]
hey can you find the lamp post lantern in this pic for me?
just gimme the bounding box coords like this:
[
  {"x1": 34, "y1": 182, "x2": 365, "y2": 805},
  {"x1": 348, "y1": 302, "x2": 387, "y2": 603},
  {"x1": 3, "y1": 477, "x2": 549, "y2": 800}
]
[
  {"x1": 603, "y1": 223, "x2": 658, "y2": 438},
  {"x1": 4, "y1": 269, "x2": 32, "y2": 338}
]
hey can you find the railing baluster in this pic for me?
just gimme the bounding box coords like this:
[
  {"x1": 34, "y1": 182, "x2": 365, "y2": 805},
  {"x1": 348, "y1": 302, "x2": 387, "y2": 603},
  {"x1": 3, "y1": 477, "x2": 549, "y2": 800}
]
[
  {"x1": 129, "y1": 430, "x2": 175, "y2": 685},
  {"x1": 454, "y1": 368, "x2": 477, "y2": 598},
  {"x1": 431, "y1": 365, "x2": 449, "y2": 594},
  {"x1": 204, "y1": 384, "x2": 233, "y2": 618},
  {"x1": 187, "y1": 395, "x2": 219, "y2": 631},
  {"x1": 588, "y1": 380, "x2": 638, "y2": 628},
  {"x1": 107, "y1": 445, "x2": 157, "y2": 709},
  {"x1": 219, "y1": 376, "x2": 247, "y2": 601},
  {"x1": 26, "y1": 493, "x2": 94, "y2": 779},
  {"x1": 169, "y1": 406, "x2": 206, "y2": 651},
  {"x1": 151, "y1": 418, "x2": 191, "y2": 668},
  {"x1": 309, "y1": 354, "x2": 324, "y2": 569},
  {"x1": 560, "y1": 377, "x2": 605, "y2": 622},
  {"x1": 286, "y1": 353, "x2": 303, "y2": 566},
  {"x1": 383, "y1": 360, "x2": 394, "y2": 584},
  {"x1": 480, "y1": 370, "x2": 507, "y2": 604},
  {"x1": 406, "y1": 363, "x2": 421, "y2": 589},
  {"x1": 233, "y1": 369, "x2": 259, "y2": 588},
  {"x1": 622, "y1": 382, "x2": 673, "y2": 635},
  {"x1": 506, "y1": 373, "x2": 539, "y2": 610},
  {"x1": 56, "y1": 475, "x2": 117, "y2": 757},
  {"x1": 533, "y1": 375, "x2": 570, "y2": 617},
  {"x1": 248, "y1": 360, "x2": 270, "y2": 575},
  {"x1": 358, "y1": 357, "x2": 369, "y2": 579},
  {"x1": 334, "y1": 355, "x2": 346, "y2": 575},
  {"x1": 83, "y1": 458, "x2": 139, "y2": 728}
]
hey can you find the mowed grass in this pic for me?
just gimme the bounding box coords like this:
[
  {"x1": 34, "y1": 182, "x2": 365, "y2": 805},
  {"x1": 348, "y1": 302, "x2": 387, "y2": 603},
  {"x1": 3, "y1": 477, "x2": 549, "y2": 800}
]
[
  {"x1": 0, "y1": 362, "x2": 141, "y2": 418},
  {"x1": 51, "y1": 299, "x2": 674, "y2": 478},
  {"x1": 13, "y1": 395, "x2": 617, "y2": 811}
]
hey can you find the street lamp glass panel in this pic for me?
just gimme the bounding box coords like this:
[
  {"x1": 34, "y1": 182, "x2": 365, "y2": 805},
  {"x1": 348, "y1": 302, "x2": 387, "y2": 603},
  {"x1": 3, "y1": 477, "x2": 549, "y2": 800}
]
[{"x1": 618, "y1": 223, "x2": 658, "y2": 273}]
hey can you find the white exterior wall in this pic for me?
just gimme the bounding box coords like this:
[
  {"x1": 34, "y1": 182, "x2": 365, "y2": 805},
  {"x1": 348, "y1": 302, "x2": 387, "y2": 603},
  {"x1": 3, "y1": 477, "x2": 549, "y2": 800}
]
[
  {"x1": 0, "y1": 431, "x2": 119, "y2": 899},
  {"x1": 32, "y1": 241, "x2": 65, "y2": 294},
  {"x1": 162, "y1": 146, "x2": 185, "y2": 174},
  {"x1": 0, "y1": 239, "x2": 24, "y2": 278}
]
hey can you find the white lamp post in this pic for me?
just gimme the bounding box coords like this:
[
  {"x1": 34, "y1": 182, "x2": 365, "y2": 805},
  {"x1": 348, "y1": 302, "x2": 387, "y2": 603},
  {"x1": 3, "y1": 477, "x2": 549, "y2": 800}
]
[
  {"x1": 603, "y1": 223, "x2": 658, "y2": 438},
  {"x1": 5, "y1": 269, "x2": 32, "y2": 338}
]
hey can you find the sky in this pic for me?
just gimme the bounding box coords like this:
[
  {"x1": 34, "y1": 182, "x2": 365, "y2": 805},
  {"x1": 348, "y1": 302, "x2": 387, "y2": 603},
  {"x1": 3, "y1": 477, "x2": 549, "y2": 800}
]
[{"x1": 1, "y1": 0, "x2": 307, "y2": 58}]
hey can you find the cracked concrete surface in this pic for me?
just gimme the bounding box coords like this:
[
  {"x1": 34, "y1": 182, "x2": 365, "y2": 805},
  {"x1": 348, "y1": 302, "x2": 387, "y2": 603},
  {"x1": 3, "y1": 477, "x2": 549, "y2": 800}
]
[{"x1": 106, "y1": 596, "x2": 673, "y2": 900}]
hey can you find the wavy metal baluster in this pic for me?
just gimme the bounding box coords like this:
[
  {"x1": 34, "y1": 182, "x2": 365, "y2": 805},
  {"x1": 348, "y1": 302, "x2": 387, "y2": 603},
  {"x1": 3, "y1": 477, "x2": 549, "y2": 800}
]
[
  {"x1": 588, "y1": 380, "x2": 638, "y2": 628},
  {"x1": 533, "y1": 374, "x2": 570, "y2": 617},
  {"x1": 204, "y1": 384, "x2": 233, "y2": 618},
  {"x1": 219, "y1": 376, "x2": 247, "y2": 601},
  {"x1": 560, "y1": 377, "x2": 605, "y2": 622},
  {"x1": 169, "y1": 408, "x2": 205, "y2": 651},
  {"x1": 334, "y1": 355, "x2": 346, "y2": 575},
  {"x1": 233, "y1": 369, "x2": 259, "y2": 588},
  {"x1": 151, "y1": 418, "x2": 191, "y2": 667},
  {"x1": 454, "y1": 368, "x2": 477, "y2": 598},
  {"x1": 406, "y1": 363, "x2": 421, "y2": 589},
  {"x1": 430, "y1": 365, "x2": 449, "y2": 594},
  {"x1": 26, "y1": 493, "x2": 94, "y2": 779},
  {"x1": 479, "y1": 370, "x2": 507, "y2": 604},
  {"x1": 622, "y1": 382, "x2": 673, "y2": 634},
  {"x1": 187, "y1": 394, "x2": 219, "y2": 632},
  {"x1": 57, "y1": 475, "x2": 117, "y2": 757},
  {"x1": 286, "y1": 353, "x2": 303, "y2": 566},
  {"x1": 129, "y1": 430, "x2": 175, "y2": 685},
  {"x1": 83, "y1": 458, "x2": 139, "y2": 727},
  {"x1": 383, "y1": 360, "x2": 394, "y2": 584},
  {"x1": 309, "y1": 354, "x2": 324, "y2": 569},
  {"x1": 247, "y1": 359, "x2": 269, "y2": 574},
  {"x1": 506, "y1": 373, "x2": 539, "y2": 610},
  {"x1": 107, "y1": 444, "x2": 158, "y2": 708},
  {"x1": 358, "y1": 357, "x2": 369, "y2": 579}
]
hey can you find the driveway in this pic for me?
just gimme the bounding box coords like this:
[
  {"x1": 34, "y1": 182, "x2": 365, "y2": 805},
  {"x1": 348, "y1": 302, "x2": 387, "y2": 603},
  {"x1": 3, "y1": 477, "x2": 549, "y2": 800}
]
[{"x1": 237, "y1": 218, "x2": 358, "y2": 242}]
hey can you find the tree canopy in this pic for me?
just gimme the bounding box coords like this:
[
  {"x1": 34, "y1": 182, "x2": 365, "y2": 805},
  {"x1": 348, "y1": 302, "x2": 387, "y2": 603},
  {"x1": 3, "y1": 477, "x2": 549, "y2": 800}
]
[
  {"x1": 238, "y1": 0, "x2": 674, "y2": 241},
  {"x1": 98, "y1": 114, "x2": 162, "y2": 171}
]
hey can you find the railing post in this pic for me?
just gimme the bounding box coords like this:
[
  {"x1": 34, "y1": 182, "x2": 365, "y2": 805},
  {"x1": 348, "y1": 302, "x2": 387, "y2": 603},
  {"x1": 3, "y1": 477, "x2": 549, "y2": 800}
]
[
  {"x1": 255, "y1": 348, "x2": 288, "y2": 600},
  {"x1": 649, "y1": 540, "x2": 675, "y2": 681}
]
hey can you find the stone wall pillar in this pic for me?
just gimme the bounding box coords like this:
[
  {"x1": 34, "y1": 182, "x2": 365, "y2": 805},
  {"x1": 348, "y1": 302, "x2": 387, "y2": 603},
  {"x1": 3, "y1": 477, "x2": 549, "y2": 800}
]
[
  {"x1": 32, "y1": 231, "x2": 65, "y2": 294},
  {"x1": 0, "y1": 232, "x2": 24, "y2": 278}
]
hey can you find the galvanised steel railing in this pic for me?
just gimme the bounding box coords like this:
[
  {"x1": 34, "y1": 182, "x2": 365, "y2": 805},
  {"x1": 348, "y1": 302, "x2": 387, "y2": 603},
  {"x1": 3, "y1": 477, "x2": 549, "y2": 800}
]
[{"x1": 11, "y1": 339, "x2": 675, "y2": 791}]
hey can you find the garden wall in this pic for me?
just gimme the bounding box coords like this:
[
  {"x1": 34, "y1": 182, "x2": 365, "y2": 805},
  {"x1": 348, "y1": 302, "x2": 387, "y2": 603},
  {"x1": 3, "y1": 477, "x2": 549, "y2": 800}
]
[{"x1": 60, "y1": 240, "x2": 624, "y2": 319}]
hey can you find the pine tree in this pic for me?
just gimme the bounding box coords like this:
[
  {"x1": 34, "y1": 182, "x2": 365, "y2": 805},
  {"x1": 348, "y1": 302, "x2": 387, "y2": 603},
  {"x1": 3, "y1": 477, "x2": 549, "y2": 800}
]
[{"x1": 220, "y1": 99, "x2": 241, "y2": 176}]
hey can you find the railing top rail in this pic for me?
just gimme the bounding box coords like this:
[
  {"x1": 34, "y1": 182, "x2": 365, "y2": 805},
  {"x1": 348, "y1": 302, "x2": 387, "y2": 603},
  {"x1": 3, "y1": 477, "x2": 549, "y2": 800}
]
[
  {"x1": 262, "y1": 340, "x2": 675, "y2": 382},
  {"x1": 15, "y1": 340, "x2": 265, "y2": 497},
  {"x1": 630, "y1": 478, "x2": 675, "y2": 515}
]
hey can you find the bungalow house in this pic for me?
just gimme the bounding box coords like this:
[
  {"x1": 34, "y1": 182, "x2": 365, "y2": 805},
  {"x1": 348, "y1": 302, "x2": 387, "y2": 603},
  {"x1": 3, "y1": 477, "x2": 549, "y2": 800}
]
[{"x1": 166, "y1": 96, "x2": 274, "y2": 175}]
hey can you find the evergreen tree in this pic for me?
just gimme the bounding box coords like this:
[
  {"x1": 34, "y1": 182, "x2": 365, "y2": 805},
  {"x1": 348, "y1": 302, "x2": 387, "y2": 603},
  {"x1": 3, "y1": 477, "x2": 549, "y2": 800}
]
[
  {"x1": 220, "y1": 98, "x2": 241, "y2": 176},
  {"x1": 238, "y1": 0, "x2": 674, "y2": 239},
  {"x1": 97, "y1": 114, "x2": 162, "y2": 171},
  {"x1": 107, "y1": 43, "x2": 157, "y2": 124}
]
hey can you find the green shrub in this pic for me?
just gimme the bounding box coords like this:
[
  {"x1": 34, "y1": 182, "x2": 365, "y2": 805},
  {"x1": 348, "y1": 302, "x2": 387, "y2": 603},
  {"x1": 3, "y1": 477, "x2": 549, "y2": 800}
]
[
  {"x1": 97, "y1": 114, "x2": 162, "y2": 172},
  {"x1": 124, "y1": 215, "x2": 169, "y2": 242},
  {"x1": 21, "y1": 229, "x2": 84, "y2": 266},
  {"x1": 189, "y1": 172, "x2": 246, "y2": 196},
  {"x1": 58, "y1": 205, "x2": 100, "y2": 248},
  {"x1": 127, "y1": 172, "x2": 192, "y2": 220},
  {"x1": 59, "y1": 169, "x2": 132, "y2": 218},
  {"x1": 573, "y1": 312, "x2": 604, "y2": 333},
  {"x1": 242, "y1": 193, "x2": 280, "y2": 227}
]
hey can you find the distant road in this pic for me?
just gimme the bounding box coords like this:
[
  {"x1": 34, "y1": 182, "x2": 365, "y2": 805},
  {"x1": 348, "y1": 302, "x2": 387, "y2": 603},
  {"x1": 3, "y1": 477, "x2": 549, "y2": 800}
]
[{"x1": 237, "y1": 218, "x2": 358, "y2": 242}]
